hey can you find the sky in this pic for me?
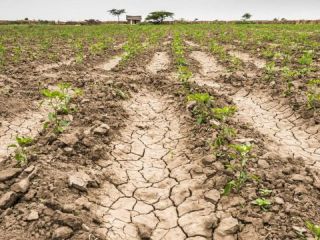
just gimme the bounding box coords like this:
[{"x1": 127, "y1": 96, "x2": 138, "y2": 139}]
[{"x1": 0, "y1": 0, "x2": 319, "y2": 21}]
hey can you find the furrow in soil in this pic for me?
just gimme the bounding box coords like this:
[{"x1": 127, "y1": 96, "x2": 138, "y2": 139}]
[
  {"x1": 88, "y1": 89, "x2": 216, "y2": 240},
  {"x1": 190, "y1": 50, "x2": 320, "y2": 164}
]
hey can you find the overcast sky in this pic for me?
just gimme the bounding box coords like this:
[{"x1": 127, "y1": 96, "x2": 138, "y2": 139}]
[{"x1": 0, "y1": 0, "x2": 319, "y2": 21}]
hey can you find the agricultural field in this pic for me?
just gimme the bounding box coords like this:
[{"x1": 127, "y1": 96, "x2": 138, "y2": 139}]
[{"x1": 0, "y1": 23, "x2": 319, "y2": 240}]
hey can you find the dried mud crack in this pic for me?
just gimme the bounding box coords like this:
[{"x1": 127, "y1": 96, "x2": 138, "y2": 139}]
[
  {"x1": 0, "y1": 105, "x2": 47, "y2": 163},
  {"x1": 190, "y1": 50, "x2": 320, "y2": 164},
  {"x1": 88, "y1": 89, "x2": 217, "y2": 240}
]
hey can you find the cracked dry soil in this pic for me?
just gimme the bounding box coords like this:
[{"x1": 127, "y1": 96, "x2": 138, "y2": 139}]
[
  {"x1": 0, "y1": 105, "x2": 47, "y2": 163},
  {"x1": 189, "y1": 50, "x2": 320, "y2": 164},
  {"x1": 1, "y1": 40, "x2": 320, "y2": 240},
  {"x1": 88, "y1": 89, "x2": 216, "y2": 239}
]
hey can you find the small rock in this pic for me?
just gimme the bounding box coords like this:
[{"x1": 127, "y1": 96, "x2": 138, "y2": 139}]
[
  {"x1": 202, "y1": 155, "x2": 216, "y2": 165},
  {"x1": 204, "y1": 189, "x2": 221, "y2": 204},
  {"x1": 62, "y1": 204, "x2": 76, "y2": 213},
  {"x1": 234, "y1": 138, "x2": 255, "y2": 144},
  {"x1": 186, "y1": 101, "x2": 197, "y2": 111},
  {"x1": 210, "y1": 119, "x2": 221, "y2": 127},
  {"x1": 0, "y1": 191, "x2": 18, "y2": 209},
  {"x1": 24, "y1": 165, "x2": 35, "y2": 174},
  {"x1": 81, "y1": 224, "x2": 90, "y2": 232},
  {"x1": 56, "y1": 212, "x2": 82, "y2": 230},
  {"x1": 23, "y1": 189, "x2": 36, "y2": 201},
  {"x1": 0, "y1": 168, "x2": 22, "y2": 182},
  {"x1": 218, "y1": 217, "x2": 239, "y2": 235},
  {"x1": 274, "y1": 197, "x2": 285, "y2": 205},
  {"x1": 292, "y1": 226, "x2": 307, "y2": 233},
  {"x1": 59, "y1": 133, "x2": 78, "y2": 146},
  {"x1": 52, "y1": 226, "x2": 73, "y2": 240},
  {"x1": 291, "y1": 174, "x2": 311, "y2": 183},
  {"x1": 257, "y1": 159, "x2": 270, "y2": 169},
  {"x1": 26, "y1": 210, "x2": 39, "y2": 221},
  {"x1": 270, "y1": 81, "x2": 276, "y2": 87},
  {"x1": 64, "y1": 147, "x2": 73, "y2": 153},
  {"x1": 68, "y1": 172, "x2": 91, "y2": 192},
  {"x1": 11, "y1": 178, "x2": 30, "y2": 193},
  {"x1": 93, "y1": 124, "x2": 110, "y2": 135}
]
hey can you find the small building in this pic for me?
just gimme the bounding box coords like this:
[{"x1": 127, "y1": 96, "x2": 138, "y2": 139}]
[{"x1": 126, "y1": 15, "x2": 142, "y2": 25}]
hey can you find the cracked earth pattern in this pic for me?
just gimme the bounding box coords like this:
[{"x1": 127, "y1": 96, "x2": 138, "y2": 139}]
[
  {"x1": 146, "y1": 52, "x2": 170, "y2": 74},
  {"x1": 89, "y1": 90, "x2": 217, "y2": 240},
  {"x1": 0, "y1": 107, "x2": 46, "y2": 162},
  {"x1": 226, "y1": 49, "x2": 266, "y2": 69},
  {"x1": 190, "y1": 50, "x2": 320, "y2": 164}
]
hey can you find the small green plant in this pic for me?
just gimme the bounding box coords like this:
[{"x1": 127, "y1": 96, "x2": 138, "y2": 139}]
[
  {"x1": 212, "y1": 106, "x2": 237, "y2": 122},
  {"x1": 223, "y1": 144, "x2": 255, "y2": 195},
  {"x1": 281, "y1": 67, "x2": 298, "y2": 96},
  {"x1": 187, "y1": 93, "x2": 212, "y2": 104},
  {"x1": 0, "y1": 42, "x2": 5, "y2": 66},
  {"x1": 214, "y1": 126, "x2": 237, "y2": 147},
  {"x1": 298, "y1": 50, "x2": 313, "y2": 66},
  {"x1": 8, "y1": 136, "x2": 33, "y2": 165},
  {"x1": 187, "y1": 93, "x2": 213, "y2": 124},
  {"x1": 253, "y1": 198, "x2": 271, "y2": 211},
  {"x1": 264, "y1": 61, "x2": 277, "y2": 80},
  {"x1": 307, "y1": 79, "x2": 320, "y2": 109},
  {"x1": 178, "y1": 65, "x2": 193, "y2": 83},
  {"x1": 41, "y1": 83, "x2": 82, "y2": 133},
  {"x1": 121, "y1": 39, "x2": 144, "y2": 64},
  {"x1": 306, "y1": 221, "x2": 320, "y2": 240},
  {"x1": 259, "y1": 189, "x2": 273, "y2": 197}
]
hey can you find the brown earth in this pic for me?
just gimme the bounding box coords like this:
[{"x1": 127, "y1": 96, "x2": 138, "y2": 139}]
[{"x1": 0, "y1": 39, "x2": 319, "y2": 240}]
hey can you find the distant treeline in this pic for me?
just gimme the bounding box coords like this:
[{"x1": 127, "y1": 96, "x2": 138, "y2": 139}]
[{"x1": 0, "y1": 19, "x2": 319, "y2": 25}]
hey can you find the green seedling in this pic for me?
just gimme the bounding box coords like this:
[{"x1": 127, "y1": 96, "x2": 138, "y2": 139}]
[
  {"x1": 187, "y1": 93, "x2": 212, "y2": 104},
  {"x1": 214, "y1": 126, "x2": 236, "y2": 147},
  {"x1": 307, "y1": 79, "x2": 320, "y2": 110},
  {"x1": 223, "y1": 143, "x2": 254, "y2": 195},
  {"x1": 41, "y1": 83, "x2": 82, "y2": 133},
  {"x1": 253, "y1": 198, "x2": 271, "y2": 211},
  {"x1": 178, "y1": 65, "x2": 193, "y2": 83},
  {"x1": 89, "y1": 41, "x2": 108, "y2": 55},
  {"x1": 306, "y1": 221, "x2": 320, "y2": 240},
  {"x1": 0, "y1": 42, "x2": 5, "y2": 66},
  {"x1": 187, "y1": 93, "x2": 213, "y2": 124},
  {"x1": 298, "y1": 50, "x2": 313, "y2": 66},
  {"x1": 8, "y1": 136, "x2": 33, "y2": 165},
  {"x1": 281, "y1": 67, "x2": 299, "y2": 96},
  {"x1": 264, "y1": 61, "x2": 277, "y2": 81},
  {"x1": 259, "y1": 189, "x2": 273, "y2": 197},
  {"x1": 212, "y1": 106, "x2": 237, "y2": 122},
  {"x1": 121, "y1": 39, "x2": 144, "y2": 64}
]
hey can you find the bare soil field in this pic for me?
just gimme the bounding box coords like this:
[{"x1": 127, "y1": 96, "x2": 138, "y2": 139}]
[{"x1": 0, "y1": 23, "x2": 319, "y2": 240}]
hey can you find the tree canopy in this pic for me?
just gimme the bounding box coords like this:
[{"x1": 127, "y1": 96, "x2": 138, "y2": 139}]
[
  {"x1": 145, "y1": 11, "x2": 174, "y2": 23},
  {"x1": 108, "y1": 9, "x2": 126, "y2": 22},
  {"x1": 242, "y1": 13, "x2": 252, "y2": 21}
]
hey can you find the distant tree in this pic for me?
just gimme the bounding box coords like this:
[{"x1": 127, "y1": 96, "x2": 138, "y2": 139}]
[
  {"x1": 242, "y1": 13, "x2": 252, "y2": 21},
  {"x1": 24, "y1": 18, "x2": 29, "y2": 21},
  {"x1": 108, "y1": 9, "x2": 126, "y2": 23},
  {"x1": 145, "y1": 11, "x2": 174, "y2": 24}
]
